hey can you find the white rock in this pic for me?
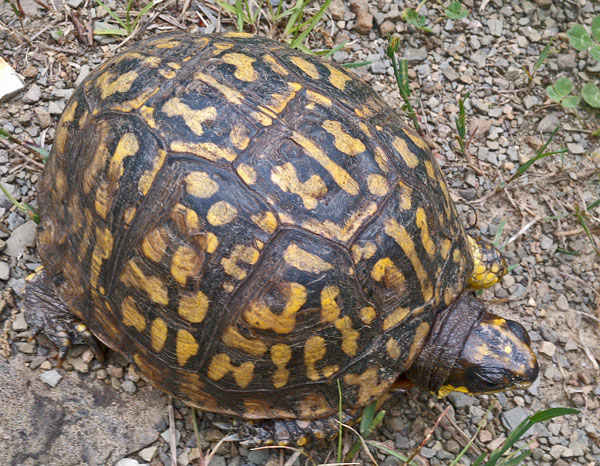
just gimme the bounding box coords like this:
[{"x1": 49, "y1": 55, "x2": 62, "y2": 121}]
[
  {"x1": 138, "y1": 445, "x2": 157, "y2": 462},
  {"x1": 115, "y1": 459, "x2": 143, "y2": 466},
  {"x1": 5, "y1": 220, "x2": 37, "y2": 257},
  {"x1": 0, "y1": 57, "x2": 24, "y2": 102},
  {"x1": 40, "y1": 369, "x2": 63, "y2": 387}
]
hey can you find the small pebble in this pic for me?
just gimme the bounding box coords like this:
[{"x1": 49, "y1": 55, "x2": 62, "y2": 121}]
[{"x1": 40, "y1": 369, "x2": 63, "y2": 387}]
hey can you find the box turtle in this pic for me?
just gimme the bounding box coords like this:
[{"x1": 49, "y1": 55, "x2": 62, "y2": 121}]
[{"x1": 25, "y1": 32, "x2": 538, "y2": 445}]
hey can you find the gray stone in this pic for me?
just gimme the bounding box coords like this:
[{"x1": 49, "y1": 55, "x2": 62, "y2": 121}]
[
  {"x1": 329, "y1": 0, "x2": 347, "y2": 21},
  {"x1": 556, "y1": 294, "x2": 569, "y2": 311},
  {"x1": 379, "y1": 20, "x2": 396, "y2": 35},
  {"x1": 537, "y1": 113, "x2": 561, "y2": 133},
  {"x1": 448, "y1": 391, "x2": 473, "y2": 408},
  {"x1": 115, "y1": 459, "x2": 142, "y2": 466},
  {"x1": 567, "y1": 143, "x2": 585, "y2": 154},
  {"x1": 40, "y1": 369, "x2": 63, "y2": 387},
  {"x1": 1, "y1": 352, "x2": 165, "y2": 466},
  {"x1": 247, "y1": 448, "x2": 270, "y2": 464},
  {"x1": 5, "y1": 220, "x2": 37, "y2": 257},
  {"x1": 12, "y1": 312, "x2": 28, "y2": 331},
  {"x1": 420, "y1": 446, "x2": 436, "y2": 458},
  {"x1": 138, "y1": 445, "x2": 157, "y2": 462},
  {"x1": 0, "y1": 261, "x2": 9, "y2": 281},
  {"x1": 161, "y1": 427, "x2": 181, "y2": 444},
  {"x1": 523, "y1": 95, "x2": 539, "y2": 109},
  {"x1": 501, "y1": 407, "x2": 533, "y2": 436},
  {"x1": 404, "y1": 47, "x2": 428, "y2": 62},
  {"x1": 122, "y1": 380, "x2": 137, "y2": 394},
  {"x1": 488, "y1": 18, "x2": 503, "y2": 36},
  {"x1": 539, "y1": 341, "x2": 556, "y2": 357},
  {"x1": 23, "y1": 83, "x2": 42, "y2": 103}
]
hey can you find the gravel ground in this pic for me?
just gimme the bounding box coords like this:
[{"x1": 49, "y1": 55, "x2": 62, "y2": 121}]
[{"x1": 1, "y1": 0, "x2": 599, "y2": 465}]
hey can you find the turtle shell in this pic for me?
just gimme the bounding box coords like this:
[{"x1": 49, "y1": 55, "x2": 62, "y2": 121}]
[{"x1": 36, "y1": 32, "x2": 473, "y2": 420}]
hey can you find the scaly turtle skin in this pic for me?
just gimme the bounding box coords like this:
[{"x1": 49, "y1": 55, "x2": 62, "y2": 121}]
[{"x1": 25, "y1": 32, "x2": 538, "y2": 445}]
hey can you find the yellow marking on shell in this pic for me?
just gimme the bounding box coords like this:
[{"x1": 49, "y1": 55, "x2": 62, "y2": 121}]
[
  {"x1": 335, "y1": 316, "x2": 359, "y2": 356},
  {"x1": 371, "y1": 257, "x2": 405, "y2": 289},
  {"x1": 360, "y1": 306, "x2": 377, "y2": 324},
  {"x1": 304, "y1": 336, "x2": 326, "y2": 381},
  {"x1": 424, "y1": 160, "x2": 435, "y2": 179},
  {"x1": 284, "y1": 243, "x2": 333, "y2": 274},
  {"x1": 139, "y1": 105, "x2": 156, "y2": 128},
  {"x1": 222, "y1": 53, "x2": 258, "y2": 82},
  {"x1": 397, "y1": 180, "x2": 413, "y2": 210},
  {"x1": 236, "y1": 163, "x2": 256, "y2": 184},
  {"x1": 61, "y1": 99, "x2": 78, "y2": 124},
  {"x1": 222, "y1": 326, "x2": 267, "y2": 356},
  {"x1": 221, "y1": 244, "x2": 260, "y2": 280},
  {"x1": 320, "y1": 286, "x2": 341, "y2": 323},
  {"x1": 212, "y1": 42, "x2": 235, "y2": 55},
  {"x1": 263, "y1": 54, "x2": 289, "y2": 76},
  {"x1": 351, "y1": 242, "x2": 377, "y2": 263},
  {"x1": 404, "y1": 129, "x2": 428, "y2": 150},
  {"x1": 322, "y1": 120, "x2": 366, "y2": 156},
  {"x1": 143, "y1": 56, "x2": 161, "y2": 67},
  {"x1": 96, "y1": 70, "x2": 138, "y2": 99},
  {"x1": 323, "y1": 62, "x2": 352, "y2": 90},
  {"x1": 250, "y1": 109, "x2": 273, "y2": 126},
  {"x1": 266, "y1": 82, "x2": 302, "y2": 114},
  {"x1": 170, "y1": 141, "x2": 237, "y2": 162},
  {"x1": 185, "y1": 171, "x2": 219, "y2": 198},
  {"x1": 120, "y1": 259, "x2": 169, "y2": 305},
  {"x1": 271, "y1": 343, "x2": 292, "y2": 388},
  {"x1": 359, "y1": 122, "x2": 372, "y2": 137},
  {"x1": 168, "y1": 62, "x2": 181, "y2": 69},
  {"x1": 194, "y1": 71, "x2": 244, "y2": 105},
  {"x1": 110, "y1": 87, "x2": 160, "y2": 112},
  {"x1": 367, "y1": 174, "x2": 389, "y2": 197},
  {"x1": 384, "y1": 219, "x2": 433, "y2": 301},
  {"x1": 207, "y1": 201, "x2": 237, "y2": 226},
  {"x1": 158, "y1": 69, "x2": 177, "y2": 79},
  {"x1": 110, "y1": 133, "x2": 138, "y2": 183},
  {"x1": 383, "y1": 307, "x2": 410, "y2": 331},
  {"x1": 271, "y1": 162, "x2": 327, "y2": 210},
  {"x1": 121, "y1": 296, "x2": 146, "y2": 332},
  {"x1": 150, "y1": 318, "x2": 168, "y2": 352},
  {"x1": 292, "y1": 131, "x2": 359, "y2": 196},
  {"x1": 207, "y1": 353, "x2": 254, "y2": 388},
  {"x1": 344, "y1": 366, "x2": 389, "y2": 405},
  {"x1": 84, "y1": 140, "x2": 109, "y2": 194},
  {"x1": 302, "y1": 202, "x2": 378, "y2": 243},
  {"x1": 251, "y1": 211, "x2": 278, "y2": 234},
  {"x1": 138, "y1": 148, "x2": 167, "y2": 195},
  {"x1": 406, "y1": 322, "x2": 430, "y2": 366},
  {"x1": 206, "y1": 232, "x2": 219, "y2": 253},
  {"x1": 178, "y1": 290, "x2": 209, "y2": 323},
  {"x1": 441, "y1": 239, "x2": 452, "y2": 260},
  {"x1": 305, "y1": 90, "x2": 332, "y2": 107},
  {"x1": 386, "y1": 338, "x2": 401, "y2": 359},
  {"x1": 223, "y1": 281, "x2": 235, "y2": 292},
  {"x1": 416, "y1": 207, "x2": 436, "y2": 259},
  {"x1": 223, "y1": 31, "x2": 254, "y2": 37},
  {"x1": 162, "y1": 98, "x2": 216, "y2": 137},
  {"x1": 155, "y1": 40, "x2": 181, "y2": 49},
  {"x1": 444, "y1": 286, "x2": 458, "y2": 307},
  {"x1": 290, "y1": 56, "x2": 319, "y2": 79},
  {"x1": 55, "y1": 170, "x2": 67, "y2": 201},
  {"x1": 230, "y1": 125, "x2": 250, "y2": 151},
  {"x1": 142, "y1": 227, "x2": 167, "y2": 263},
  {"x1": 90, "y1": 227, "x2": 113, "y2": 290},
  {"x1": 393, "y1": 136, "x2": 419, "y2": 169},
  {"x1": 176, "y1": 329, "x2": 199, "y2": 366},
  {"x1": 172, "y1": 245, "x2": 203, "y2": 286},
  {"x1": 172, "y1": 203, "x2": 201, "y2": 235},
  {"x1": 244, "y1": 282, "x2": 306, "y2": 334}
]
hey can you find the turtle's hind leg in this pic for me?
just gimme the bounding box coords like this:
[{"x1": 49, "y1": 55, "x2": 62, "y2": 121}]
[{"x1": 24, "y1": 267, "x2": 104, "y2": 364}]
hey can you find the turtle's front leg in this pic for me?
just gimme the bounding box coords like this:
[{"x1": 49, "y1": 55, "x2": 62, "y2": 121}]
[{"x1": 24, "y1": 267, "x2": 104, "y2": 364}]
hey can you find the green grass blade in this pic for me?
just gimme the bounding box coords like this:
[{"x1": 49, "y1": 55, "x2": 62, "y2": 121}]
[
  {"x1": 321, "y1": 40, "x2": 347, "y2": 57},
  {"x1": 96, "y1": 0, "x2": 128, "y2": 29},
  {"x1": 94, "y1": 28, "x2": 129, "y2": 35},
  {"x1": 449, "y1": 406, "x2": 491, "y2": 466},
  {"x1": 236, "y1": 0, "x2": 244, "y2": 32},
  {"x1": 534, "y1": 38, "x2": 553, "y2": 72},
  {"x1": 576, "y1": 210, "x2": 600, "y2": 256},
  {"x1": 472, "y1": 452, "x2": 488, "y2": 466},
  {"x1": 290, "y1": 0, "x2": 332, "y2": 49},
  {"x1": 0, "y1": 183, "x2": 40, "y2": 223},
  {"x1": 588, "y1": 197, "x2": 600, "y2": 210},
  {"x1": 336, "y1": 379, "x2": 343, "y2": 462},
  {"x1": 213, "y1": 0, "x2": 238, "y2": 15},
  {"x1": 283, "y1": 0, "x2": 304, "y2": 37},
  {"x1": 367, "y1": 441, "x2": 421, "y2": 465},
  {"x1": 484, "y1": 408, "x2": 579, "y2": 465},
  {"x1": 359, "y1": 401, "x2": 376, "y2": 435},
  {"x1": 132, "y1": 0, "x2": 156, "y2": 30},
  {"x1": 497, "y1": 449, "x2": 532, "y2": 466},
  {"x1": 341, "y1": 60, "x2": 372, "y2": 68},
  {"x1": 493, "y1": 219, "x2": 506, "y2": 248}
]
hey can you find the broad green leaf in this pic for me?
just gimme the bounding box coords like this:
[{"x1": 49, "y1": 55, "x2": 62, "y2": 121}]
[
  {"x1": 590, "y1": 45, "x2": 600, "y2": 61},
  {"x1": 402, "y1": 8, "x2": 430, "y2": 31},
  {"x1": 529, "y1": 407, "x2": 580, "y2": 423},
  {"x1": 582, "y1": 82, "x2": 600, "y2": 107},
  {"x1": 592, "y1": 15, "x2": 600, "y2": 42},
  {"x1": 445, "y1": 1, "x2": 469, "y2": 20},
  {"x1": 568, "y1": 24, "x2": 592, "y2": 51},
  {"x1": 546, "y1": 77, "x2": 573, "y2": 102},
  {"x1": 359, "y1": 401, "x2": 376, "y2": 435},
  {"x1": 562, "y1": 95, "x2": 580, "y2": 108}
]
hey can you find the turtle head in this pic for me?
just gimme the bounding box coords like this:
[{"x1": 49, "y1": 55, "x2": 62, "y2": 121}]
[{"x1": 405, "y1": 293, "x2": 539, "y2": 397}]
